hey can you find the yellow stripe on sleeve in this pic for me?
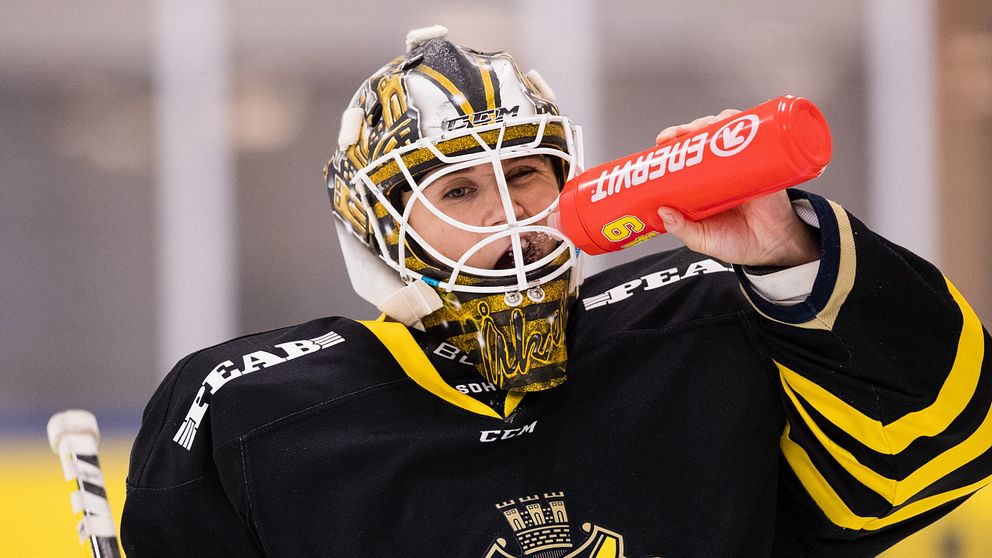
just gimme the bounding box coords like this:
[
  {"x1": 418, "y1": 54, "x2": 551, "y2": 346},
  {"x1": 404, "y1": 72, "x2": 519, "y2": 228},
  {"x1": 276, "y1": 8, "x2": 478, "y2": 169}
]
[
  {"x1": 780, "y1": 370, "x2": 992, "y2": 506},
  {"x1": 781, "y1": 423, "x2": 992, "y2": 530},
  {"x1": 779, "y1": 278, "x2": 984, "y2": 455}
]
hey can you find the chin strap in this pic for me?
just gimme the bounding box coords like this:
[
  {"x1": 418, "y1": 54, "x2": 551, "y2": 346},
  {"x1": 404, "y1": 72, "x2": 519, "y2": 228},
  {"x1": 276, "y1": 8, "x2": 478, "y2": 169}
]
[{"x1": 376, "y1": 280, "x2": 443, "y2": 331}]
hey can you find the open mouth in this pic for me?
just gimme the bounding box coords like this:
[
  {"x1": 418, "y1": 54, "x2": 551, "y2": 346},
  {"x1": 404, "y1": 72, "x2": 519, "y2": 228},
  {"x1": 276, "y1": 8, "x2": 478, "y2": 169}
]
[{"x1": 492, "y1": 234, "x2": 557, "y2": 270}]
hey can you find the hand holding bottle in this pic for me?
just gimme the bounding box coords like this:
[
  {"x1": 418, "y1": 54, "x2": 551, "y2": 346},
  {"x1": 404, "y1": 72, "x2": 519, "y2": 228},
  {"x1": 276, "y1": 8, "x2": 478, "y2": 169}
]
[
  {"x1": 552, "y1": 95, "x2": 830, "y2": 266},
  {"x1": 654, "y1": 109, "x2": 820, "y2": 267}
]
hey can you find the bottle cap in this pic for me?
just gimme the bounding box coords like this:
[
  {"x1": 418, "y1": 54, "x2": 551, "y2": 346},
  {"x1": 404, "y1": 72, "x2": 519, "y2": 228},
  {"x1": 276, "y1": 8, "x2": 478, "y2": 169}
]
[{"x1": 783, "y1": 96, "x2": 832, "y2": 173}]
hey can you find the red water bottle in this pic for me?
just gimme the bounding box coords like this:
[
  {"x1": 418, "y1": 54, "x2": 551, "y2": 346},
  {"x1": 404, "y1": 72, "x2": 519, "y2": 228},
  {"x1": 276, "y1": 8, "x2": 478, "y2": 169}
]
[{"x1": 555, "y1": 95, "x2": 832, "y2": 255}]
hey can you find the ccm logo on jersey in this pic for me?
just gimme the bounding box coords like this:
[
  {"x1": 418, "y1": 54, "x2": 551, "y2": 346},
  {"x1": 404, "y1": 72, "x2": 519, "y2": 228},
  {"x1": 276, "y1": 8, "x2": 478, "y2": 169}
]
[
  {"x1": 442, "y1": 105, "x2": 520, "y2": 131},
  {"x1": 582, "y1": 258, "x2": 732, "y2": 310},
  {"x1": 480, "y1": 420, "x2": 537, "y2": 443},
  {"x1": 172, "y1": 331, "x2": 345, "y2": 450}
]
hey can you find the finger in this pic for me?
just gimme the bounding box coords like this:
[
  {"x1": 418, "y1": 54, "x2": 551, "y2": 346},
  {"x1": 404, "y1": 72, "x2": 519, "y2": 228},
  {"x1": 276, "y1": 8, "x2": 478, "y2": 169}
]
[
  {"x1": 677, "y1": 115, "x2": 715, "y2": 135},
  {"x1": 656, "y1": 114, "x2": 716, "y2": 145},
  {"x1": 655, "y1": 125, "x2": 678, "y2": 145},
  {"x1": 715, "y1": 108, "x2": 741, "y2": 121},
  {"x1": 692, "y1": 114, "x2": 717, "y2": 127},
  {"x1": 657, "y1": 206, "x2": 705, "y2": 252}
]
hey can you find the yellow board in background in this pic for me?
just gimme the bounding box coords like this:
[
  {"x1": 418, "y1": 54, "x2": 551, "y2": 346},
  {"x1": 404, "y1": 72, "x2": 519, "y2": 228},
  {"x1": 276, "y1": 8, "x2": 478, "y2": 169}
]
[
  {"x1": 881, "y1": 484, "x2": 992, "y2": 557},
  {"x1": 0, "y1": 437, "x2": 131, "y2": 558},
  {"x1": 1, "y1": 435, "x2": 992, "y2": 556}
]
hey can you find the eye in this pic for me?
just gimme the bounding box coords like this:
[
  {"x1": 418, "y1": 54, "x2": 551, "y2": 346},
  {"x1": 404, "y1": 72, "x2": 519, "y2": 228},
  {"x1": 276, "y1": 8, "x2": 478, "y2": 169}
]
[
  {"x1": 442, "y1": 185, "x2": 473, "y2": 200},
  {"x1": 506, "y1": 166, "x2": 537, "y2": 181}
]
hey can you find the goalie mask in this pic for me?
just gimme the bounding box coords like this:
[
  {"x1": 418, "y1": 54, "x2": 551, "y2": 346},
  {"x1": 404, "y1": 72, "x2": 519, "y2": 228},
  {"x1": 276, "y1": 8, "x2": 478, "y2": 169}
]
[{"x1": 325, "y1": 26, "x2": 584, "y2": 392}]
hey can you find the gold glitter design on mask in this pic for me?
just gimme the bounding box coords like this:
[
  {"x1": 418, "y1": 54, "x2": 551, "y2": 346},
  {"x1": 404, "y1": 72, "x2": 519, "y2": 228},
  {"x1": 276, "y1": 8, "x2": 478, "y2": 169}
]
[
  {"x1": 373, "y1": 200, "x2": 391, "y2": 219},
  {"x1": 421, "y1": 276, "x2": 574, "y2": 391},
  {"x1": 403, "y1": 250, "x2": 571, "y2": 291},
  {"x1": 367, "y1": 122, "x2": 566, "y2": 188},
  {"x1": 475, "y1": 297, "x2": 567, "y2": 389},
  {"x1": 510, "y1": 375, "x2": 566, "y2": 393}
]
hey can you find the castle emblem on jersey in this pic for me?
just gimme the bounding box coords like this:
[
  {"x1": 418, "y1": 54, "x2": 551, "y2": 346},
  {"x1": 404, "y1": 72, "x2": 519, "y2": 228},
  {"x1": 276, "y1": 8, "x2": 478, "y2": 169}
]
[{"x1": 483, "y1": 493, "x2": 627, "y2": 558}]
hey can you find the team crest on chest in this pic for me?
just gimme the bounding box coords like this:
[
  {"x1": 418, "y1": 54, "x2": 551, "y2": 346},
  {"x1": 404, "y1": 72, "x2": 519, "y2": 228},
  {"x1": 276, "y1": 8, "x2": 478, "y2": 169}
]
[{"x1": 482, "y1": 493, "x2": 630, "y2": 558}]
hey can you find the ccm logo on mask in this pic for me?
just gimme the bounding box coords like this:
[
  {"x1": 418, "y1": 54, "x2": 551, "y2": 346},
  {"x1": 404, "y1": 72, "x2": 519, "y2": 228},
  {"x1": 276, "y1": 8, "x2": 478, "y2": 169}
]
[{"x1": 442, "y1": 106, "x2": 520, "y2": 131}]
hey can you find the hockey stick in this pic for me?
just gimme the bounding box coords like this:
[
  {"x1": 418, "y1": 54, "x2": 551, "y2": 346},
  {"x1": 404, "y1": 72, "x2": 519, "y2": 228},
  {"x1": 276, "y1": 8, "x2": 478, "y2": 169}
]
[{"x1": 47, "y1": 410, "x2": 123, "y2": 558}]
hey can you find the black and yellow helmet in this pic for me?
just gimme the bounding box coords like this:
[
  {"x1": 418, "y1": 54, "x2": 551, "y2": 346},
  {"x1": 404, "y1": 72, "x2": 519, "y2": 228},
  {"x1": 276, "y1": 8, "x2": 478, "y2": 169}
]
[{"x1": 326, "y1": 26, "x2": 585, "y2": 392}]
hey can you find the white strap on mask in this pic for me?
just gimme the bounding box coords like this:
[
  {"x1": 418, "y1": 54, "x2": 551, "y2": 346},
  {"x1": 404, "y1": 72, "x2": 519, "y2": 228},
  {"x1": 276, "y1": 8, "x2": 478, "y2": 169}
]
[{"x1": 377, "y1": 280, "x2": 443, "y2": 331}]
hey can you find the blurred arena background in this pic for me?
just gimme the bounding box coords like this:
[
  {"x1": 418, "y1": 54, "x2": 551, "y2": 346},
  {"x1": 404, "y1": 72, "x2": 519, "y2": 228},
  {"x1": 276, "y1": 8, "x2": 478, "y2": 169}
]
[{"x1": 1, "y1": 0, "x2": 990, "y2": 555}]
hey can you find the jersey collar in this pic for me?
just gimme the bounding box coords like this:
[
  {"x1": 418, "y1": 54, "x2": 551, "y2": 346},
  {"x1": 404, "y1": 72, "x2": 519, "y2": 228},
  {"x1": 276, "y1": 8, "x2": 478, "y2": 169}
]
[{"x1": 359, "y1": 319, "x2": 524, "y2": 419}]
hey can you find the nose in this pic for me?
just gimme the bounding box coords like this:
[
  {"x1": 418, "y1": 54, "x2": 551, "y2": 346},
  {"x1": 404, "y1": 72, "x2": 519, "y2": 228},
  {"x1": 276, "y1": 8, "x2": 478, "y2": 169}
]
[
  {"x1": 490, "y1": 197, "x2": 533, "y2": 228},
  {"x1": 511, "y1": 196, "x2": 529, "y2": 221},
  {"x1": 482, "y1": 183, "x2": 530, "y2": 227}
]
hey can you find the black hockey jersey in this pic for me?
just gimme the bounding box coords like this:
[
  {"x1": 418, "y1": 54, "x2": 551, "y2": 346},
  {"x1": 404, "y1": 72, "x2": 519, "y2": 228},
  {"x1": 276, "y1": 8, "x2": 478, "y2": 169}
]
[{"x1": 121, "y1": 192, "x2": 992, "y2": 557}]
